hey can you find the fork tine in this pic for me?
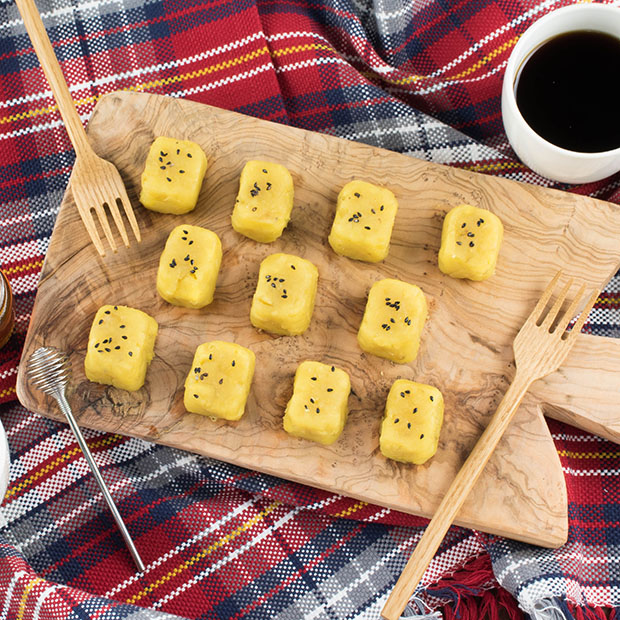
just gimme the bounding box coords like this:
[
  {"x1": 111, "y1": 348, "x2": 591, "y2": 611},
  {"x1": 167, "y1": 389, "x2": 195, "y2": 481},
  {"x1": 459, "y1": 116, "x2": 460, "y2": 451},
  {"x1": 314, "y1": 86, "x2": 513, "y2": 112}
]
[
  {"x1": 526, "y1": 270, "x2": 562, "y2": 325},
  {"x1": 106, "y1": 197, "x2": 130, "y2": 248},
  {"x1": 117, "y1": 186, "x2": 142, "y2": 243},
  {"x1": 93, "y1": 202, "x2": 117, "y2": 253},
  {"x1": 540, "y1": 278, "x2": 573, "y2": 331},
  {"x1": 73, "y1": 197, "x2": 105, "y2": 256},
  {"x1": 562, "y1": 287, "x2": 600, "y2": 341}
]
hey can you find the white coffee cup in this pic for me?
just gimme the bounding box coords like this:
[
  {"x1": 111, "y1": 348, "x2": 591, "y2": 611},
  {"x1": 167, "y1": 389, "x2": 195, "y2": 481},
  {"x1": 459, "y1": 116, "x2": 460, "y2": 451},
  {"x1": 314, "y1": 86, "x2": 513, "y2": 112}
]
[{"x1": 501, "y1": 3, "x2": 620, "y2": 184}]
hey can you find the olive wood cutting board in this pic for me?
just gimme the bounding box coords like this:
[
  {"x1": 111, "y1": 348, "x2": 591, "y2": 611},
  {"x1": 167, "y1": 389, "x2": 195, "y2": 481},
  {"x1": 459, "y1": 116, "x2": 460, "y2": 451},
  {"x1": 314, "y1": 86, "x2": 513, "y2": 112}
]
[{"x1": 16, "y1": 91, "x2": 620, "y2": 548}]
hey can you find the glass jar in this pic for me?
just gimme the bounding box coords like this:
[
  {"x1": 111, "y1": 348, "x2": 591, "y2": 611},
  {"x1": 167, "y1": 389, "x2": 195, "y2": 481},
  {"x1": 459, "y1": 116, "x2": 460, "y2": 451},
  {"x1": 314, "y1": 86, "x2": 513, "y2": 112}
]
[{"x1": 0, "y1": 270, "x2": 14, "y2": 349}]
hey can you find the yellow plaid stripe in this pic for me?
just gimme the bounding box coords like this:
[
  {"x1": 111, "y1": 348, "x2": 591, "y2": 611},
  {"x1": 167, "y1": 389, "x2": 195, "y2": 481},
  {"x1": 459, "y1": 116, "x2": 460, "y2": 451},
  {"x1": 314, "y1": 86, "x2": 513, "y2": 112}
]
[
  {"x1": 17, "y1": 576, "x2": 44, "y2": 620},
  {"x1": 5, "y1": 434, "x2": 121, "y2": 498},
  {"x1": 0, "y1": 386, "x2": 16, "y2": 400},
  {"x1": 127, "y1": 500, "x2": 281, "y2": 604},
  {"x1": 387, "y1": 36, "x2": 519, "y2": 86},
  {"x1": 334, "y1": 500, "x2": 367, "y2": 518},
  {"x1": 0, "y1": 45, "x2": 271, "y2": 126},
  {"x1": 558, "y1": 450, "x2": 620, "y2": 459},
  {"x1": 1, "y1": 260, "x2": 44, "y2": 275}
]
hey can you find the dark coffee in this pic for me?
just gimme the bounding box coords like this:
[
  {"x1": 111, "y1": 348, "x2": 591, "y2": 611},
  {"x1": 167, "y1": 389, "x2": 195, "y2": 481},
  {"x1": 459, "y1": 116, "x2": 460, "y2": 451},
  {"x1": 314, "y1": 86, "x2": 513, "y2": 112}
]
[{"x1": 515, "y1": 30, "x2": 620, "y2": 153}]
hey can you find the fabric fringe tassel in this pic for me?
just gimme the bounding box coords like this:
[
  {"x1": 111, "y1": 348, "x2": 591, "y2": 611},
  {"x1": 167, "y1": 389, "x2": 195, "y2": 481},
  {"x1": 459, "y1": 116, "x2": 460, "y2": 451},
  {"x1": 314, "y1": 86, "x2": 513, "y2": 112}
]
[{"x1": 408, "y1": 554, "x2": 523, "y2": 619}]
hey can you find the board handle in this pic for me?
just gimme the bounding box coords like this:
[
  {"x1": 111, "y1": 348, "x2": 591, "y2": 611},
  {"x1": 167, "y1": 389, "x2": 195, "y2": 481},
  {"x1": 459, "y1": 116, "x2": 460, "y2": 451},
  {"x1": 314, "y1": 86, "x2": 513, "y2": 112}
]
[{"x1": 532, "y1": 333, "x2": 620, "y2": 443}]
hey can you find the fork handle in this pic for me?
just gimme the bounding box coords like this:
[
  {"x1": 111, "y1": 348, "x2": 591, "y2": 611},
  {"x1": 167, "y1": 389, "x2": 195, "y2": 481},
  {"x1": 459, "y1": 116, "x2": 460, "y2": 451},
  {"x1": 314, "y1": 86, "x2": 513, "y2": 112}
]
[
  {"x1": 56, "y1": 391, "x2": 146, "y2": 573},
  {"x1": 15, "y1": 0, "x2": 92, "y2": 155},
  {"x1": 381, "y1": 372, "x2": 531, "y2": 620}
]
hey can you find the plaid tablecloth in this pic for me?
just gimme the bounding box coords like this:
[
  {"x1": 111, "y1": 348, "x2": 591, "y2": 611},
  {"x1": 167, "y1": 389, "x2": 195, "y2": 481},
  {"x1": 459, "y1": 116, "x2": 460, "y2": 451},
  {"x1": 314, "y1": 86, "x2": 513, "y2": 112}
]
[{"x1": 1, "y1": 0, "x2": 620, "y2": 618}]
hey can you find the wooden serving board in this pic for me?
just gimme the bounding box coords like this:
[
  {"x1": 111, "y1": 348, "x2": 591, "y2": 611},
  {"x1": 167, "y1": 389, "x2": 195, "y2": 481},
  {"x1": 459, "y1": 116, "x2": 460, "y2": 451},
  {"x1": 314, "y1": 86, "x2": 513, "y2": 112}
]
[{"x1": 17, "y1": 92, "x2": 620, "y2": 548}]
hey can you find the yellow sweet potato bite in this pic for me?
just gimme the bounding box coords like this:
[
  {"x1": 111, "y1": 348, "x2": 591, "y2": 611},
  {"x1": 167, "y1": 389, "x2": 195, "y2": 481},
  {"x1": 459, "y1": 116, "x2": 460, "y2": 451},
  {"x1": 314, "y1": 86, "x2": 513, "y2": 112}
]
[
  {"x1": 438, "y1": 204, "x2": 503, "y2": 281},
  {"x1": 283, "y1": 361, "x2": 351, "y2": 445}
]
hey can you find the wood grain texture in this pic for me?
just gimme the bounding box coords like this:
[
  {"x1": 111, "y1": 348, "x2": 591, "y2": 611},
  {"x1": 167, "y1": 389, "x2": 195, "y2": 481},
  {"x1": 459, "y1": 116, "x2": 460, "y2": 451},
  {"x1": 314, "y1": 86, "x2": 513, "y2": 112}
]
[{"x1": 16, "y1": 92, "x2": 620, "y2": 547}]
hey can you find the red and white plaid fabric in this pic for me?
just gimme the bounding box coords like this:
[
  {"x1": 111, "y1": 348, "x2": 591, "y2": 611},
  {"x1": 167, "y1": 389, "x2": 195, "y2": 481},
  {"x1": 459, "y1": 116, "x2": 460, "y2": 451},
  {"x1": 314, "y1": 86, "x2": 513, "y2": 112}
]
[{"x1": 1, "y1": 0, "x2": 619, "y2": 618}]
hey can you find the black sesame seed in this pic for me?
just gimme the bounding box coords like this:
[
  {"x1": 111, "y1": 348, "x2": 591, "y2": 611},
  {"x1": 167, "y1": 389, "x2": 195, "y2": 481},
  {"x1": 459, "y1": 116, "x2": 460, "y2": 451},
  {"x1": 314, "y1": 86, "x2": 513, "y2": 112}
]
[
  {"x1": 327, "y1": 388, "x2": 333, "y2": 392},
  {"x1": 400, "y1": 392, "x2": 405, "y2": 398},
  {"x1": 98, "y1": 319, "x2": 103, "y2": 325},
  {"x1": 310, "y1": 398, "x2": 315, "y2": 403},
  {"x1": 461, "y1": 222, "x2": 466, "y2": 228},
  {"x1": 390, "y1": 318, "x2": 395, "y2": 323},
  {"x1": 266, "y1": 182, "x2": 271, "y2": 190},
  {"x1": 405, "y1": 390, "x2": 410, "y2": 394},
  {"x1": 189, "y1": 240, "x2": 193, "y2": 245},
  {"x1": 365, "y1": 226, "x2": 371, "y2": 230},
  {"x1": 104, "y1": 310, "x2": 110, "y2": 314},
  {"x1": 331, "y1": 366, "x2": 335, "y2": 372},
  {"x1": 209, "y1": 354, "x2": 212, "y2": 360},
  {"x1": 394, "y1": 418, "x2": 399, "y2": 424},
  {"x1": 194, "y1": 367, "x2": 201, "y2": 374},
  {"x1": 176, "y1": 149, "x2": 180, "y2": 154},
  {"x1": 115, "y1": 346, "x2": 120, "y2": 350},
  {"x1": 291, "y1": 265, "x2": 296, "y2": 269},
  {"x1": 184, "y1": 254, "x2": 190, "y2": 261},
  {"x1": 413, "y1": 408, "x2": 418, "y2": 413},
  {"x1": 158, "y1": 157, "x2": 163, "y2": 162},
  {"x1": 128, "y1": 351, "x2": 133, "y2": 356},
  {"x1": 120, "y1": 325, "x2": 126, "y2": 329},
  {"x1": 420, "y1": 434, "x2": 424, "y2": 439},
  {"x1": 316, "y1": 408, "x2": 320, "y2": 413},
  {"x1": 311, "y1": 377, "x2": 317, "y2": 381},
  {"x1": 354, "y1": 192, "x2": 360, "y2": 197},
  {"x1": 122, "y1": 335, "x2": 127, "y2": 340},
  {"x1": 271, "y1": 283, "x2": 276, "y2": 288},
  {"x1": 166, "y1": 177, "x2": 172, "y2": 182},
  {"x1": 182, "y1": 236, "x2": 187, "y2": 240},
  {"x1": 467, "y1": 232, "x2": 475, "y2": 237},
  {"x1": 187, "y1": 153, "x2": 193, "y2": 158},
  {"x1": 94, "y1": 343, "x2": 99, "y2": 348},
  {"x1": 170, "y1": 259, "x2": 177, "y2": 268},
  {"x1": 232, "y1": 360, "x2": 236, "y2": 367},
  {"x1": 371, "y1": 208, "x2": 376, "y2": 214},
  {"x1": 194, "y1": 394, "x2": 199, "y2": 399},
  {"x1": 281, "y1": 295, "x2": 288, "y2": 299},
  {"x1": 219, "y1": 378, "x2": 223, "y2": 384},
  {"x1": 105, "y1": 348, "x2": 111, "y2": 352},
  {"x1": 251, "y1": 206, "x2": 257, "y2": 211},
  {"x1": 262, "y1": 168, "x2": 268, "y2": 173},
  {"x1": 430, "y1": 395, "x2": 434, "y2": 401},
  {"x1": 179, "y1": 170, "x2": 185, "y2": 174},
  {"x1": 200, "y1": 373, "x2": 208, "y2": 379},
  {"x1": 279, "y1": 278, "x2": 285, "y2": 282},
  {"x1": 469, "y1": 241, "x2": 475, "y2": 247},
  {"x1": 160, "y1": 166, "x2": 166, "y2": 170},
  {"x1": 380, "y1": 205, "x2": 384, "y2": 211},
  {"x1": 183, "y1": 230, "x2": 188, "y2": 234},
  {"x1": 408, "y1": 422, "x2": 411, "y2": 429},
  {"x1": 456, "y1": 241, "x2": 462, "y2": 246}
]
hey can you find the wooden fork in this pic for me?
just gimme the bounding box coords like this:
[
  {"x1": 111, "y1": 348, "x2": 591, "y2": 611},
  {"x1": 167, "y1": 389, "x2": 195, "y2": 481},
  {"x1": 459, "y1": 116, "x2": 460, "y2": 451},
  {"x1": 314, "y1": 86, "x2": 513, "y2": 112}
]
[
  {"x1": 381, "y1": 272, "x2": 600, "y2": 620},
  {"x1": 16, "y1": 0, "x2": 141, "y2": 256}
]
